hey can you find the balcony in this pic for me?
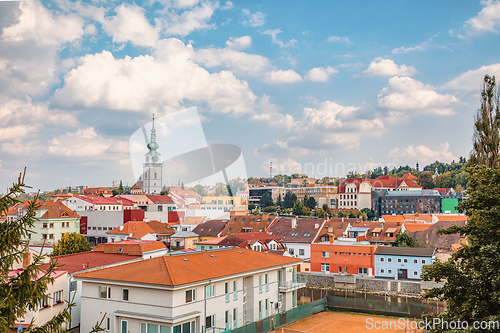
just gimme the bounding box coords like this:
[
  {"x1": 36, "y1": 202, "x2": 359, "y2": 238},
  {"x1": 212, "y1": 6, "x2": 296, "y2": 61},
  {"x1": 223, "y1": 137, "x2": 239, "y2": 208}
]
[{"x1": 279, "y1": 280, "x2": 306, "y2": 292}]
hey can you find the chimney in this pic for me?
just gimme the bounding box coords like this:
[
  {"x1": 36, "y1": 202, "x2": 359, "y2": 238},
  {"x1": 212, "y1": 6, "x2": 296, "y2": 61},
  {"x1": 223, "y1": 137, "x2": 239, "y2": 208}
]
[
  {"x1": 291, "y1": 217, "x2": 297, "y2": 229},
  {"x1": 119, "y1": 225, "x2": 124, "y2": 231},
  {"x1": 328, "y1": 227, "x2": 333, "y2": 233},
  {"x1": 326, "y1": 216, "x2": 329, "y2": 222},
  {"x1": 341, "y1": 217, "x2": 344, "y2": 222},
  {"x1": 329, "y1": 237, "x2": 334, "y2": 244}
]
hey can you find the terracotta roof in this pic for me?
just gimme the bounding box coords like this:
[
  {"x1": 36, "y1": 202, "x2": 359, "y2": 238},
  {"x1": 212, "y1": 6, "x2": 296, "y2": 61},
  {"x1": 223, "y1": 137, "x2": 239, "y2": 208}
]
[
  {"x1": 407, "y1": 220, "x2": 467, "y2": 251},
  {"x1": 107, "y1": 221, "x2": 155, "y2": 239},
  {"x1": 363, "y1": 222, "x2": 402, "y2": 243},
  {"x1": 401, "y1": 174, "x2": 418, "y2": 181},
  {"x1": 94, "y1": 240, "x2": 166, "y2": 255},
  {"x1": 41, "y1": 251, "x2": 140, "y2": 274},
  {"x1": 317, "y1": 218, "x2": 360, "y2": 239},
  {"x1": 146, "y1": 221, "x2": 175, "y2": 235},
  {"x1": 402, "y1": 214, "x2": 433, "y2": 223},
  {"x1": 435, "y1": 215, "x2": 467, "y2": 222},
  {"x1": 183, "y1": 216, "x2": 205, "y2": 225},
  {"x1": 145, "y1": 195, "x2": 175, "y2": 204},
  {"x1": 220, "y1": 214, "x2": 276, "y2": 236},
  {"x1": 229, "y1": 232, "x2": 280, "y2": 242},
  {"x1": 337, "y1": 178, "x2": 368, "y2": 193},
  {"x1": 13, "y1": 201, "x2": 80, "y2": 219},
  {"x1": 368, "y1": 175, "x2": 422, "y2": 190},
  {"x1": 74, "y1": 248, "x2": 301, "y2": 286},
  {"x1": 403, "y1": 223, "x2": 432, "y2": 232},
  {"x1": 382, "y1": 215, "x2": 405, "y2": 223},
  {"x1": 192, "y1": 220, "x2": 228, "y2": 237},
  {"x1": 81, "y1": 187, "x2": 112, "y2": 195},
  {"x1": 196, "y1": 236, "x2": 228, "y2": 245},
  {"x1": 267, "y1": 218, "x2": 325, "y2": 243}
]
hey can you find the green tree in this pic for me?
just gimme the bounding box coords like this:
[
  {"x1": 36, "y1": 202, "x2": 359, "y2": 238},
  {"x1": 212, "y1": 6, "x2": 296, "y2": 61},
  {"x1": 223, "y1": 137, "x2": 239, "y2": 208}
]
[
  {"x1": 118, "y1": 181, "x2": 124, "y2": 193},
  {"x1": 471, "y1": 75, "x2": 500, "y2": 169},
  {"x1": 361, "y1": 208, "x2": 375, "y2": 220},
  {"x1": 306, "y1": 196, "x2": 316, "y2": 209},
  {"x1": 292, "y1": 200, "x2": 304, "y2": 216},
  {"x1": 422, "y1": 165, "x2": 500, "y2": 330},
  {"x1": 283, "y1": 192, "x2": 297, "y2": 209},
  {"x1": 0, "y1": 171, "x2": 72, "y2": 332},
  {"x1": 393, "y1": 231, "x2": 426, "y2": 247},
  {"x1": 418, "y1": 172, "x2": 435, "y2": 189},
  {"x1": 259, "y1": 192, "x2": 273, "y2": 208},
  {"x1": 248, "y1": 204, "x2": 256, "y2": 211},
  {"x1": 112, "y1": 189, "x2": 119, "y2": 197},
  {"x1": 50, "y1": 232, "x2": 91, "y2": 257},
  {"x1": 192, "y1": 184, "x2": 207, "y2": 196},
  {"x1": 348, "y1": 212, "x2": 356, "y2": 218},
  {"x1": 214, "y1": 183, "x2": 229, "y2": 196},
  {"x1": 275, "y1": 194, "x2": 282, "y2": 208}
]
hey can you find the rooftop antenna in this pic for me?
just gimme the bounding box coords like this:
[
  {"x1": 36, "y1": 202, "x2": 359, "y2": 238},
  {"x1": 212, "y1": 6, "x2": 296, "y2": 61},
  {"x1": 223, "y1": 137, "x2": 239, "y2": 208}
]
[{"x1": 270, "y1": 161, "x2": 272, "y2": 179}]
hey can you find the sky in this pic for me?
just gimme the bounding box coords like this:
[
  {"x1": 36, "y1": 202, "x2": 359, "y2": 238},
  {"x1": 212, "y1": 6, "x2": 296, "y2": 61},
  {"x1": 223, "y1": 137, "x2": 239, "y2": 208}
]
[{"x1": 1, "y1": 0, "x2": 500, "y2": 192}]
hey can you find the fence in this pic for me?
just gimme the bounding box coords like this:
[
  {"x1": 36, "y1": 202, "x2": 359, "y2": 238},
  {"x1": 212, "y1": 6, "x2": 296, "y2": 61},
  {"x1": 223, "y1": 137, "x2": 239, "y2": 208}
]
[
  {"x1": 327, "y1": 295, "x2": 444, "y2": 318},
  {"x1": 228, "y1": 298, "x2": 326, "y2": 333}
]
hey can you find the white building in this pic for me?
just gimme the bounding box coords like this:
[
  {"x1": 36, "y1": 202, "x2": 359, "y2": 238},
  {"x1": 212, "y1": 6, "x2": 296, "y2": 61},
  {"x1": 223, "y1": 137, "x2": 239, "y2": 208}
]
[
  {"x1": 143, "y1": 116, "x2": 163, "y2": 195},
  {"x1": 74, "y1": 248, "x2": 305, "y2": 333}
]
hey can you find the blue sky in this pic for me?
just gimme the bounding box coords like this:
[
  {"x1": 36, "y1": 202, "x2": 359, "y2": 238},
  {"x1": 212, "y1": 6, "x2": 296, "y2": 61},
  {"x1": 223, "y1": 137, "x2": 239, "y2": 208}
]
[{"x1": 1, "y1": 0, "x2": 500, "y2": 191}]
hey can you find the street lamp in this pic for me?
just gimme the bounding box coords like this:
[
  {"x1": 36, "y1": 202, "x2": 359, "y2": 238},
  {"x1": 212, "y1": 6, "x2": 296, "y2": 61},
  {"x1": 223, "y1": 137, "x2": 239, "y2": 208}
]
[{"x1": 344, "y1": 259, "x2": 347, "y2": 275}]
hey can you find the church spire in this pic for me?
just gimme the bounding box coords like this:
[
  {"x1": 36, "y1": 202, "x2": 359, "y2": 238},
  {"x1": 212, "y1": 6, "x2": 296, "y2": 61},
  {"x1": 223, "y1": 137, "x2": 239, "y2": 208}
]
[{"x1": 147, "y1": 114, "x2": 160, "y2": 154}]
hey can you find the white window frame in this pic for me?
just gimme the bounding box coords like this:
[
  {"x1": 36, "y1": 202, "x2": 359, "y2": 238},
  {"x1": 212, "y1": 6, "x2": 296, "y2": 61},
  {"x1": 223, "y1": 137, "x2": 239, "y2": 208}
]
[
  {"x1": 122, "y1": 288, "x2": 129, "y2": 302},
  {"x1": 186, "y1": 289, "x2": 196, "y2": 303},
  {"x1": 99, "y1": 286, "x2": 111, "y2": 299}
]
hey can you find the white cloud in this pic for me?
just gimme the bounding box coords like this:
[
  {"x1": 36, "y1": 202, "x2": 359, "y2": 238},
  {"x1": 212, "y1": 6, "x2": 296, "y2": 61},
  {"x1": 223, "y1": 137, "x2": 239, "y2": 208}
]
[
  {"x1": 265, "y1": 70, "x2": 302, "y2": 83},
  {"x1": 377, "y1": 76, "x2": 458, "y2": 119},
  {"x1": 445, "y1": 63, "x2": 500, "y2": 91},
  {"x1": 194, "y1": 47, "x2": 271, "y2": 75},
  {"x1": 242, "y1": 8, "x2": 266, "y2": 27},
  {"x1": 1, "y1": 1, "x2": 84, "y2": 46},
  {"x1": 53, "y1": 38, "x2": 258, "y2": 116},
  {"x1": 0, "y1": 96, "x2": 78, "y2": 139},
  {"x1": 304, "y1": 66, "x2": 338, "y2": 82},
  {"x1": 250, "y1": 95, "x2": 295, "y2": 128},
  {"x1": 466, "y1": 0, "x2": 500, "y2": 33},
  {"x1": 160, "y1": 1, "x2": 219, "y2": 36},
  {"x1": 222, "y1": 1, "x2": 233, "y2": 10},
  {"x1": 225, "y1": 35, "x2": 252, "y2": 50},
  {"x1": 361, "y1": 58, "x2": 417, "y2": 77},
  {"x1": 0, "y1": 2, "x2": 86, "y2": 97},
  {"x1": 392, "y1": 42, "x2": 428, "y2": 54},
  {"x1": 262, "y1": 29, "x2": 297, "y2": 48},
  {"x1": 388, "y1": 142, "x2": 456, "y2": 165},
  {"x1": 101, "y1": 4, "x2": 159, "y2": 47},
  {"x1": 47, "y1": 127, "x2": 128, "y2": 158},
  {"x1": 327, "y1": 35, "x2": 350, "y2": 43}
]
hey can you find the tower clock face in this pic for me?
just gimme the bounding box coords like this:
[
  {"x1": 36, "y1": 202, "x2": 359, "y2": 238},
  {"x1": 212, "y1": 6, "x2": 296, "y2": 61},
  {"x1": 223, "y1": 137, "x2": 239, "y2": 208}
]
[{"x1": 152, "y1": 155, "x2": 159, "y2": 162}]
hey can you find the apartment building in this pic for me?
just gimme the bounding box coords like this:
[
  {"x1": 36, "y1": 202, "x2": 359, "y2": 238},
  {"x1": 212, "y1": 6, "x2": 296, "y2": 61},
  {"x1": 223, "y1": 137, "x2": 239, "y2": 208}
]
[{"x1": 74, "y1": 248, "x2": 304, "y2": 333}]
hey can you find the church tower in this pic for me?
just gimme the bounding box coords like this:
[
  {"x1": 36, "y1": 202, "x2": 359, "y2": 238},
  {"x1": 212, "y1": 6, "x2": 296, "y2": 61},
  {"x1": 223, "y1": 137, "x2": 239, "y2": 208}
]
[{"x1": 142, "y1": 116, "x2": 163, "y2": 194}]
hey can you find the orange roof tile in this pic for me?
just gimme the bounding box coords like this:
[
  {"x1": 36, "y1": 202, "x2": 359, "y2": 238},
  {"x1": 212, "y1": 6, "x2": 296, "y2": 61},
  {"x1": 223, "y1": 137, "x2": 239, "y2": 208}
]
[
  {"x1": 74, "y1": 248, "x2": 301, "y2": 286},
  {"x1": 94, "y1": 240, "x2": 166, "y2": 255},
  {"x1": 403, "y1": 223, "x2": 432, "y2": 232},
  {"x1": 435, "y1": 215, "x2": 468, "y2": 222},
  {"x1": 382, "y1": 215, "x2": 405, "y2": 223},
  {"x1": 107, "y1": 221, "x2": 155, "y2": 239}
]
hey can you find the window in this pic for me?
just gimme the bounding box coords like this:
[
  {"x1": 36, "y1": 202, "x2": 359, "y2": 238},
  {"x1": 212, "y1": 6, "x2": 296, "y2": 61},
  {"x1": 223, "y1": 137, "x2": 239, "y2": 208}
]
[
  {"x1": 53, "y1": 290, "x2": 63, "y2": 304},
  {"x1": 421, "y1": 259, "x2": 426, "y2": 264},
  {"x1": 403, "y1": 259, "x2": 408, "y2": 263},
  {"x1": 321, "y1": 263, "x2": 330, "y2": 272},
  {"x1": 205, "y1": 284, "x2": 215, "y2": 298},
  {"x1": 259, "y1": 300, "x2": 262, "y2": 320},
  {"x1": 397, "y1": 258, "x2": 402, "y2": 263},
  {"x1": 265, "y1": 298, "x2": 269, "y2": 317},
  {"x1": 233, "y1": 280, "x2": 237, "y2": 300},
  {"x1": 259, "y1": 275, "x2": 262, "y2": 293},
  {"x1": 387, "y1": 258, "x2": 392, "y2": 263},
  {"x1": 122, "y1": 289, "x2": 129, "y2": 301},
  {"x1": 205, "y1": 315, "x2": 215, "y2": 328},
  {"x1": 414, "y1": 259, "x2": 418, "y2": 264},
  {"x1": 43, "y1": 223, "x2": 48, "y2": 228},
  {"x1": 49, "y1": 223, "x2": 54, "y2": 228},
  {"x1": 99, "y1": 286, "x2": 110, "y2": 299},
  {"x1": 186, "y1": 289, "x2": 195, "y2": 303},
  {"x1": 225, "y1": 310, "x2": 230, "y2": 329},
  {"x1": 338, "y1": 266, "x2": 342, "y2": 273},
  {"x1": 358, "y1": 268, "x2": 367, "y2": 274},
  {"x1": 121, "y1": 320, "x2": 128, "y2": 333},
  {"x1": 265, "y1": 273, "x2": 269, "y2": 291},
  {"x1": 106, "y1": 318, "x2": 110, "y2": 331},
  {"x1": 380, "y1": 257, "x2": 384, "y2": 262},
  {"x1": 388, "y1": 269, "x2": 392, "y2": 274},
  {"x1": 225, "y1": 282, "x2": 229, "y2": 302},
  {"x1": 40, "y1": 295, "x2": 50, "y2": 308},
  {"x1": 322, "y1": 251, "x2": 329, "y2": 258},
  {"x1": 289, "y1": 248, "x2": 294, "y2": 255},
  {"x1": 299, "y1": 249, "x2": 304, "y2": 256},
  {"x1": 413, "y1": 271, "x2": 418, "y2": 276},
  {"x1": 233, "y1": 308, "x2": 237, "y2": 328},
  {"x1": 380, "y1": 269, "x2": 385, "y2": 274}
]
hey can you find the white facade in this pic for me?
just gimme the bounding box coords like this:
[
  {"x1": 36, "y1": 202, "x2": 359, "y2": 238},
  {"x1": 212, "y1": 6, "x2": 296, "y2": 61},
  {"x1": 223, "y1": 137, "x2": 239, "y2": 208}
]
[{"x1": 76, "y1": 251, "x2": 304, "y2": 333}]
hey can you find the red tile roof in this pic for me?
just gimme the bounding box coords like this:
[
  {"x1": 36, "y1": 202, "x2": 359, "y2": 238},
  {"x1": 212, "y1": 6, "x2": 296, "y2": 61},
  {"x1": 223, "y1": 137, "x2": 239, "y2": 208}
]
[
  {"x1": 94, "y1": 240, "x2": 166, "y2": 255},
  {"x1": 41, "y1": 251, "x2": 141, "y2": 274},
  {"x1": 146, "y1": 221, "x2": 175, "y2": 235},
  {"x1": 221, "y1": 214, "x2": 276, "y2": 236},
  {"x1": 107, "y1": 221, "x2": 155, "y2": 239},
  {"x1": 145, "y1": 195, "x2": 175, "y2": 204},
  {"x1": 192, "y1": 220, "x2": 228, "y2": 237},
  {"x1": 12, "y1": 201, "x2": 80, "y2": 219},
  {"x1": 267, "y1": 218, "x2": 325, "y2": 243},
  {"x1": 74, "y1": 248, "x2": 301, "y2": 286}
]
